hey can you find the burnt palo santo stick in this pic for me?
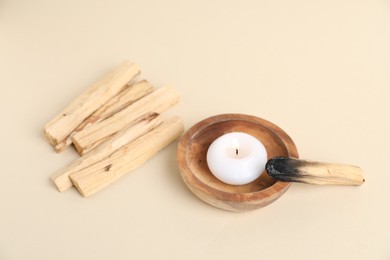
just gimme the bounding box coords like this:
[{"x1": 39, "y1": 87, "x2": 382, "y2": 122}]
[{"x1": 266, "y1": 157, "x2": 365, "y2": 186}]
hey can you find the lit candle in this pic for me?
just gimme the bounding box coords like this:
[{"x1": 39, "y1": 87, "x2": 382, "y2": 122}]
[{"x1": 206, "y1": 132, "x2": 267, "y2": 185}]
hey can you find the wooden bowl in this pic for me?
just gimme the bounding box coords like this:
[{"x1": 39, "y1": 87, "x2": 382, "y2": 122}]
[{"x1": 177, "y1": 114, "x2": 299, "y2": 212}]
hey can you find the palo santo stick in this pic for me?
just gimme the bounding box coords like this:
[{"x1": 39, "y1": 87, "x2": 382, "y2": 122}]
[
  {"x1": 72, "y1": 86, "x2": 181, "y2": 155},
  {"x1": 44, "y1": 60, "x2": 140, "y2": 148},
  {"x1": 70, "y1": 117, "x2": 184, "y2": 197},
  {"x1": 54, "y1": 80, "x2": 154, "y2": 152},
  {"x1": 51, "y1": 113, "x2": 162, "y2": 192},
  {"x1": 266, "y1": 157, "x2": 365, "y2": 186}
]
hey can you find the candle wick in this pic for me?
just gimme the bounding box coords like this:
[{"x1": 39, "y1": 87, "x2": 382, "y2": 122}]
[{"x1": 235, "y1": 149, "x2": 238, "y2": 155}]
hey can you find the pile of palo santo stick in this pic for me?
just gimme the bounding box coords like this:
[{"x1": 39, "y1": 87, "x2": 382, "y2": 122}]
[{"x1": 44, "y1": 61, "x2": 184, "y2": 197}]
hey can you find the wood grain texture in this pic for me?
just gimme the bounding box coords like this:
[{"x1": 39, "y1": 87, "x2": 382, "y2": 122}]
[
  {"x1": 70, "y1": 117, "x2": 184, "y2": 197},
  {"x1": 44, "y1": 61, "x2": 140, "y2": 148},
  {"x1": 177, "y1": 114, "x2": 299, "y2": 212},
  {"x1": 54, "y1": 80, "x2": 154, "y2": 152},
  {"x1": 51, "y1": 113, "x2": 162, "y2": 192},
  {"x1": 266, "y1": 157, "x2": 365, "y2": 185},
  {"x1": 72, "y1": 86, "x2": 180, "y2": 155}
]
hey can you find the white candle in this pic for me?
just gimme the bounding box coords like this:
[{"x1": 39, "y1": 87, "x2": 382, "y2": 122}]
[{"x1": 206, "y1": 132, "x2": 267, "y2": 185}]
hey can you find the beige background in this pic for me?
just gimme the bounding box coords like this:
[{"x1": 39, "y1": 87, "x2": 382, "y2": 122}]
[{"x1": 1, "y1": 0, "x2": 390, "y2": 259}]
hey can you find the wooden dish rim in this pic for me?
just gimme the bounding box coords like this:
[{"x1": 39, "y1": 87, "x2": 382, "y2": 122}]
[{"x1": 177, "y1": 113, "x2": 299, "y2": 203}]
